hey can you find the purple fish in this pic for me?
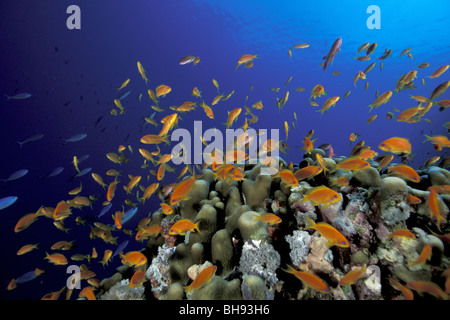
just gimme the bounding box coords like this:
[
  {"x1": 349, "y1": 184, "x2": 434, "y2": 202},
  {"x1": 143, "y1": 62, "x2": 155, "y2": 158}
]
[{"x1": 323, "y1": 38, "x2": 342, "y2": 71}]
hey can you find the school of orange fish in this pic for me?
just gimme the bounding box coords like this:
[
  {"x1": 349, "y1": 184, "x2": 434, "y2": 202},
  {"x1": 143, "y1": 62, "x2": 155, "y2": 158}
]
[{"x1": 4, "y1": 38, "x2": 450, "y2": 300}]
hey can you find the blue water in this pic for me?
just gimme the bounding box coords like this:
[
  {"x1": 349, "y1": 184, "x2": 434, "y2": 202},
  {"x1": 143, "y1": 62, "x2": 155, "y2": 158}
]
[{"x1": 0, "y1": 0, "x2": 449, "y2": 299}]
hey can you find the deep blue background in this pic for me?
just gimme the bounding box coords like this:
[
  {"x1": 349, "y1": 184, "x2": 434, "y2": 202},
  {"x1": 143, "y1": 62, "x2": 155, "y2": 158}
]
[{"x1": 0, "y1": 0, "x2": 449, "y2": 299}]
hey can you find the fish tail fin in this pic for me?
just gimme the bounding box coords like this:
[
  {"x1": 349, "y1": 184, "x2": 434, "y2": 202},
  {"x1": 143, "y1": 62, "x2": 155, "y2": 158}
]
[
  {"x1": 17, "y1": 141, "x2": 23, "y2": 148},
  {"x1": 422, "y1": 134, "x2": 431, "y2": 143},
  {"x1": 184, "y1": 283, "x2": 193, "y2": 293},
  {"x1": 251, "y1": 213, "x2": 261, "y2": 222},
  {"x1": 195, "y1": 221, "x2": 202, "y2": 234},
  {"x1": 5, "y1": 94, "x2": 11, "y2": 101},
  {"x1": 303, "y1": 215, "x2": 316, "y2": 230},
  {"x1": 281, "y1": 264, "x2": 296, "y2": 275}
]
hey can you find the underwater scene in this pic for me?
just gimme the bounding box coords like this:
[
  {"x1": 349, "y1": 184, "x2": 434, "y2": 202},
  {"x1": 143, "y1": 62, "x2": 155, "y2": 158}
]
[{"x1": 1, "y1": 0, "x2": 449, "y2": 302}]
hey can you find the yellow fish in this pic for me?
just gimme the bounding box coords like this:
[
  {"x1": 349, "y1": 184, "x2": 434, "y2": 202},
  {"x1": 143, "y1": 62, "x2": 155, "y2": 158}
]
[{"x1": 137, "y1": 61, "x2": 149, "y2": 85}]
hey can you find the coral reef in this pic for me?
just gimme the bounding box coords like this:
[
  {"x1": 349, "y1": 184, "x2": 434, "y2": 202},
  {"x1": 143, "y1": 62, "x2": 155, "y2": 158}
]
[{"x1": 97, "y1": 157, "x2": 450, "y2": 301}]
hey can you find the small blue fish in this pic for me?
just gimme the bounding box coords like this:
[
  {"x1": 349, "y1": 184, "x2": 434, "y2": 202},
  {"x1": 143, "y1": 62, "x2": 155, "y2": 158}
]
[
  {"x1": 112, "y1": 240, "x2": 129, "y2": 259},
  {"x1": 16, "y1": 270, "x2": 41, "y2": 284},
  {"x1": 78, "y1": 154, "x2": 90, "y2": 163},
  {"x1": 0, "y1": 196, "x2": 18, "y2": 210},
  {"x1": 43, "y1": 167, "x2": 64, "y2": 181},
  {"x1": 5, "y1": 93, "x2": 32, "y2": 101},
  {"x1": 121, "y1": 207, "x2": 138, "y2": 225},
  {"x1": 118, "y1": 90, "x2": 131, "y2": 101},
  {"x1": 1, "y1": 169, "x2": 28, "y2": 184},
  {"x1": 64, "y1": 133, "x2": 87, "y2": 143},
  {"x1": 98, "y1": 203, "x2": 113, "y2": 218},
  {"x1": 17, "y1": 133, "x2": 44, "y2": 148},
  {"x1": 74, "y1": 167, "x2": 92, "y2": 178}
]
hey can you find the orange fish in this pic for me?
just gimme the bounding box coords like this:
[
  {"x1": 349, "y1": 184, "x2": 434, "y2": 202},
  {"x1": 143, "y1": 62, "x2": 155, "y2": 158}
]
[
  {"x1": 124, "y1": 175, "x2": 142, "y2": 194},
  {"x1": 161, "y1": 203, "x2": 174, "y2": 215},
  {"x1": 157, "y1": 163, "x2": 166, "y2": 181},
  {"x1": 91, "y1": 247, "x2": 98, "y2": 259},
  {"x1": 7, "y1": 279, "x2": 17, "y2": 291},
  {"x1": 106, "y1": 179, "x2": 119, "y2": 202},
  {"x1": 335, "y1": 157, "x2": 370, "y2": 173},
  {"x1": 169, "y1": 219, "x2": 201, "y2": 236},
  {"x1": 367, "y1": 114, "x2": 377, "y2": 124},
  {"x1": 407, "y1": 281, "x2": 448, "y2": 299},
  {"x1": 79, "y1": 286, "x2": 96, "y2": 300},
  {"x1": 378, "y1": 137, "x2": 411, "y2": 154},
  {"x1": 50, "y1": 240, "x2": 74, "y2": 250},
  {"x1": 388, "y1": 164, "x2": 420, "y2": 183},
  {"x1": 396, "y1": 106, "x2": 424, "y2": 122},
  {"x1": 319, "y1": 96, "x2": 339, "y2": 115},
  {"x1": 428, "y1": 189, "x2": 447, "y2": 231},
  {"x1": 389, "y1": 278, "x2": 414, "y2": 300},
  {"x1": 357, "y1": 149, "x2": 378, "y2": 161},
  {"x1": 141, "y1": 182, "x2": 159, "y2": 204},
  {"x1": 136, "y1": 224, "x2": 162, "y2": 241},
  {"x1": 428, "y1": 185, "x2": 450, "y2": 194},
  {"x1": 349, "y1": 133, "x2": 360, "y2": 145},
  {"x1": 294, "y1": 166, "x2": 323, "y2": 181},
  {"x1": 113, "y1": 210, "x2": 126, "y2": 230},
  {"x1": 192, "y1": 87, "x2": 202, "y2": 98},
  {"x1": 140, "y1": 134, "x2": 169, "y2": 145},
  {"x1": 428, "y1": 64, "x2": 449, "y2": 79},
  {"x1": 136, "y1": 225, "x2": 162, "y2": 242},
  {"x1": 200, "y1": 101, "x2": 214, "y2": 119},
  {"x1": 155, "y1": 84, "x2": 172, "y2": 99},
  {"x1": 406, "y1": 194, "x2": 422, "y2": 205},
  {"x1": 235, "y1": 54, "x2": 258, "y2": 71},
  {"x1": 377, "y1": 155, "x2": 394, "y2": 172},
  {"x1": 52, "y1": 201, "x2": 72, "y2": 221},
  {"x1": 303, "y1": 137, "x2": 316, "y2": 154},
  {"x1": 274, "y1": 169, "x2": 299, "y2": 187},
  {"x1": 129, "y1": 269, "x2": 147, "y2": 288},
  {"x1": 409, "y1": 244, "x2": 432, "y2": 267},
  {"x1": 387, "y1": 228, "x2": 416, "y2": 239},
  {"x1": 224, "y1": 108, "x2": 242, "y2": 129},
  {"x1": 423, "y1": 135, "x2": 450, "y2": 149},
  {"x1": 44, "y1": 252, "x2": 68, "y2": 265},
  {"x1": 120, "y1": 251, "x2": 147, "y2": 268},
  {"x1": 315, "y1": 153, "x2": 328, "y2": 174},
  {"x1": 310, "y1": 84, "x2": 326, "y2": 101},
  {"x1": 99, "y1": 250, "x2": 113, "y2": 267},
  {"x1": 303, "y1": 216, "x2": 349, "y2": 248},
  {"x1": 170, "y1": 172, "x2": 197, "y2": 205},
  {"x1": 184, "y1": 265, "x2": 217, "y2": 292},
  {"x1": 17, "y1": 243, "x2": 39, "y2": 255},
  {"x1": 330, "y1": 176, "x2": 349, "y2": 187},
  {"x1": 282, "y1": 265, "x2": 329, "y2": 293},
  {"x1": 91, "y1": 173, "x2": 107, "y2": 189},
  {"x1": 339, "y1": 265, "x2": 367, "y2": 286},
  {"x1": 252, "y1": 213, "x2": 282, "y2": 225},
  {"x1": 298, "y1": 186, "x2": 342, "y2": 210},
  {"x1": 368, "y1": 91, "x2": 392, "y2": 111}
]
